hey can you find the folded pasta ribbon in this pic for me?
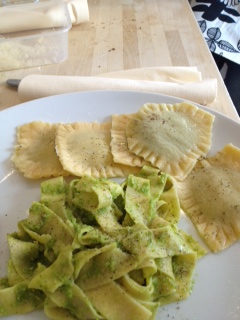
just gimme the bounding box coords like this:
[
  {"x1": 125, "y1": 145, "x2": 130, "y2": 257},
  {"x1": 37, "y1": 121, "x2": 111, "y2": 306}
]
[{"x1": 0, "y1": 167, "x2": 206, "y2": 319}]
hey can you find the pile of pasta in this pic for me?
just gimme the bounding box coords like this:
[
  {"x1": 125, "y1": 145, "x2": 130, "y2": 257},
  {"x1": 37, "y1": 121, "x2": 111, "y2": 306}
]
[{"x1": 0, "y1": 166, "x2": 205, "y2": 319}]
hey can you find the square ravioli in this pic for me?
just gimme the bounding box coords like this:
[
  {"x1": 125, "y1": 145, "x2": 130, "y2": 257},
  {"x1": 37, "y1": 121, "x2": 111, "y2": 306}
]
[
  {"x1": 11, "y1": 121, "x2": 69, "y2": 179},
  {"x1": 110, "y1": 114, "x2": 150, "y2": 167},
  {"x1": 55, "y1": 122, "x2": 140, "y2": 178},
  {"x1": 125, "y1": 102, "x2": 214, "y2": 180},
  {"x1": 177, "y1": 144, "x2": 240, "y2": 252}
]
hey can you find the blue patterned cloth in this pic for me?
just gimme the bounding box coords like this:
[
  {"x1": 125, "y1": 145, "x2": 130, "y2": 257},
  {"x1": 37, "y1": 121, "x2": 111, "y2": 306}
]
[{"x1": 190, "y1": 0, "x2": 240, "y2": 65}]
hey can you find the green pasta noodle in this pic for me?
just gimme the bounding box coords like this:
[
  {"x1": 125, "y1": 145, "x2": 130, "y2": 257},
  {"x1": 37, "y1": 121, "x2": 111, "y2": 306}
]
[{"x1": 0, "y1": 166, "x2": 206, "y2": 319}]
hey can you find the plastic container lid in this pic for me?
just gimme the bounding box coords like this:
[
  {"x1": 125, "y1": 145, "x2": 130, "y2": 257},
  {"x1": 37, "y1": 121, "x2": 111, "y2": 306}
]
[{"x1": 0, "y1": 0, "x2": 72, "y2": 71}]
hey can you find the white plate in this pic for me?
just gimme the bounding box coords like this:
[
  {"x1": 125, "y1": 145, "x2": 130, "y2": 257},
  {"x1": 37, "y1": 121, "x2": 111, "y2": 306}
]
[{"x1": 0, "y1": 91, "x2": 240, "y2": 320}]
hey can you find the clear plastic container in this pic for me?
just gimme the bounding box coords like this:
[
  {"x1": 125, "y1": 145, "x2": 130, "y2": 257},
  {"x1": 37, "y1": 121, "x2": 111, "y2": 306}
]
[{"x1": 0, "y1": 0, "x2": 72, "y2": 71}]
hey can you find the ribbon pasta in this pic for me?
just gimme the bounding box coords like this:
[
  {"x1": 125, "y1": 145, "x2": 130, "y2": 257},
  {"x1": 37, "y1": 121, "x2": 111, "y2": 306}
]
[{"x1": 0, "y1": 166, "x2": 205, "y2": 319}]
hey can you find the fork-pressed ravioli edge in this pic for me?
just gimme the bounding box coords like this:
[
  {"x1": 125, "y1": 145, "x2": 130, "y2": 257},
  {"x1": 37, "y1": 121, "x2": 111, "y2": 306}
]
[
  {"x1": 177, "y1": 143, "x2": 240, "y2": 252},
  {"x1": 11, "y1": 121, "x2": 69, "y2": 179},
  {"x1": 56, "y1": 121, "x2": 139, "y2": 178},
  {"x1": 125, "y1": 102, "x2": 215, "y2": 180}
]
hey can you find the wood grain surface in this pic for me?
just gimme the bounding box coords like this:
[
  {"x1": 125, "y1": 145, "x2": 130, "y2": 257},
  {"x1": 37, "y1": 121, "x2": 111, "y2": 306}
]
[{"x1": 0, "y1": 0, "x2": 239, "y2": 120}]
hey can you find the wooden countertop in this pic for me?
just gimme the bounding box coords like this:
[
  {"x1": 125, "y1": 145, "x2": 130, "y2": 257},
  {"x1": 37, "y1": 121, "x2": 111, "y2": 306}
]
[{"x1": 0, "y1": 0, "x2": 239, "y2": 121}]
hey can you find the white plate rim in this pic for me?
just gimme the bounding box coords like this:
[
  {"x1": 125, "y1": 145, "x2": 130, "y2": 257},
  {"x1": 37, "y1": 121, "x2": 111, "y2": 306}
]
[{"x1": 0, "y1": 90, "x2": 240, "y2": 320}]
